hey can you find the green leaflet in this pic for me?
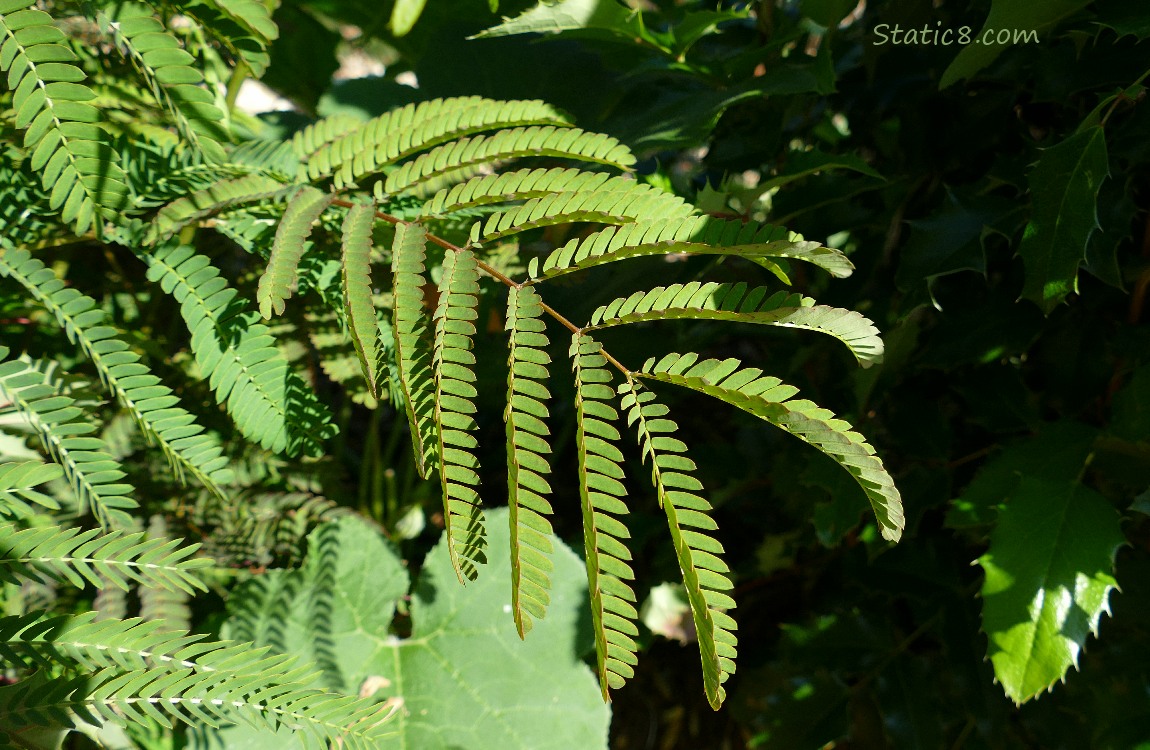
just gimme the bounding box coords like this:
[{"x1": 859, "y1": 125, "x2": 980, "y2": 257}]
[
  {"x1": 527, "y1": 215, "x2": 851, "y2": 281},
  {"x1": 213, "y1": 510, "x2": 607, "y2": 750},
  {"x1": 291, "y1": 114, "x2": 362, "y2": 160},
  {"x1": 150, "y1": 173, "x2": 291, "y2": 241},
  {"x1": 307, "y1": 307, "x2": 384, "y2": 408},
  {"x1": 421, "y1": 167, "x2": 693, "y2": 218},
  {"x1": 475, "y1": 0, "x2": 645, "y2": 39},
  {"x1": 142, "y1": 244, "x2": 336, "y2": 457},
  {"x1": 1018, "y1": 126, "x2": 1110, "y2": 313},
  {"x1": 258, "y1": 185, "x2": 335, "y2": 319},
  {"x1": 0, "y1": 249, "x2": 232, "y2": 497},
  {"x1": 0, "y1": 523, "x2": 210, "y2": 594},
  {"x1": 168, "y1": 0, "x2": 271, "y2": 77},
  {"x1": 385, "y1": 125, "x2": 636, "y2": 195},
  {"x1": 0, "y1": 609, "x2": 309, "y2": 677},
  {"x1": 505, "y1": 286, "x2": 555, "y2": 637},
  {"x1": 0, "y1": 667, "x2": 396, "y2": 748},
  {"x1": 636, "y1": 353, "x2": 905, "y2": 542},
  {"x1": 571, "y1": 333, "x2": 641, "y2": 699},
  {"x1": 199, "y1": 0, "x2": 278, "y2": 44},
  {"x1": 980, "y1": 478, "x2": 1124, "y2": 704},
  {"x1": 466, "y1": 187, "x2": 689, "y2": 247},
  {"x1": 391, "y1": 222, "x2": 440, "y2": 478},
  {"x1": 140, "y1": 516, "x2": 192, "y2": 631},
  {"x1": 228, "y1": 139, "x2": 303, "y2": 180},
  {"x1": 588, "y1": 282, "x2": 884, "y2": 366},
  {"x1": 0, "y1": 356, "x2": 137, "y2": 528},
  {"x1": 306, "y1": 97, "x2": 573, "y2": 187},
  {"x1": 0, "y1": 1, "x2": 129, "y2": 232},
  {"x1": 340, "y1": 201, "x2": 385, "y2": 398},
  {"x1": 619, "y1": 378, "x2": 736, "y2": 709},
  {"x1": 433, "y1": 247, "x2": 487, "y2": 583},
  {"x1": 0, "y1": 460, "x2": 63, "y2": 520},
  {"x1": 94, "y1": 3, "x2": 229, "y2": 162}
]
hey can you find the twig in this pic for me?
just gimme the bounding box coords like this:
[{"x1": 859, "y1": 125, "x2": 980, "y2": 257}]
[{"x1": 328, "y1": 197, "x2": 632, "y2": 375}]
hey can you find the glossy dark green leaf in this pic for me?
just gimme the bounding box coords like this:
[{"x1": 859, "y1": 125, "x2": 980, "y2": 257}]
[
  {"x1": 1110, "y1": 366, "x2": 1150, "y2": 443},
  {"x1": 1084, "y1": 179, "x2": 1137, "y2": 290},
  {"x1": 475, "y1": 0, "x2": 647, "y2": 43},
  {"x1": 946, "y1": 421, "x2": 1097, "y2": 528},
  {"x1": 1018, "y1": 126, "x2": 1110, "y2": 313},
  {"x1": 979, "y1": 478, "x2": 1124, "y2": 704},
  {"x1": 895, "y1": 189, "x2": 1021, "y2": 289},
  {"x1": 1092, "y1": 0, "x2": 1150, "y2": 40},
  {"x1": 940, "y1": 0, "x2": 1093, "y2": 88}
]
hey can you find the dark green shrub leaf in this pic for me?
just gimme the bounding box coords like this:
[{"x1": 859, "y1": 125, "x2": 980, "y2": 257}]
[
  {"x1": 940, "y1": 0, "x2": 1093, "y2": 88},
  {"x1": 979, "y1": 478, "x2": 1124, "y2": 703},
  {"x1": 1018, "y1": 126, "x2": 1110, "y2": 313}
]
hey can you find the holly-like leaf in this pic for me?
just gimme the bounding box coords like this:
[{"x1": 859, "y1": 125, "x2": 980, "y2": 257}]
[
  {"x1": 946, "y1": 421, "x2": 1097, "y2": 528},
  {"x1": 1091, "y1": 0, "x2": 1150, "y2": 39},
  {"x1": 212, "y1": 510, "x2": 608, "y2": 750},
  {"x1": 979, "y1": 477, "x2": 1124, "y2": 704},
  {"x1": 475, "y1": 0, "x2": 646, "y2": 42},
  {"x1": 1110, "y1": 365, "x2": 1150, "y2": 443},
  {"x1": 940, "y1": 0, "x2": 1092, "y2": 88},
  {"x1": 1018, "y1": 126, "x2": 1109, "y2": 313},
  {"x1": 895, "y1": 189, "x2": 1021, "y2": 290}
]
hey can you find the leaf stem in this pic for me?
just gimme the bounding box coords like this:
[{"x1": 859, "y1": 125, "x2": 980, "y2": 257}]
[
  {"x1": 224, "y1": 61, "x2": 250, "y2": 115},
  {"x1": 328, "y1": 198, "x2": 632, "y2": 375}
]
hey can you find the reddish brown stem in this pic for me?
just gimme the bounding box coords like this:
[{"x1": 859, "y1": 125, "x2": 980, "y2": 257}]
[{"x1": 329, "y1": 197, "x2": 632, "y2": 375}]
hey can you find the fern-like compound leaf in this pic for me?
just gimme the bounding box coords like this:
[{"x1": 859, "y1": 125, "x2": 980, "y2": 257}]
[
  {"x1": 0, "y1": 249, "x2": 232, "y2": 496},
  {"x1": 149, "y1": 173, "x2": 291, "y2": 241},
  {"x1": 619, "y1": 378, "x2": 737, "y2": 709},
  {"x1": 0, "y1": 609, "x2": 310, "y2": 680},
  {"x1": 391, "y1": 222, "x2": 439, "y2": 478},
  {"x1": 0, "y1": 1, "x2": 129, "y2": 232},
  {"x1": 95, "y1": 3, "x2": 229, "y2": 162},
  {"x1": 258, "y1": 185, "x2": 335, "y2": 318},
  {"x1": 433, "y1": 247, "x2": 487, "y2": 583},
  {"x1": 466, "y1": 187, "x2": 689, "y2": 247},
  {"x1": 291, "y1": 113, "x2": 363, "y2": 160},
  {"x1": 305, "y1": 96, "x2": 572, "y2": 187},
  {"x1": 385, "y1": 125, "x2": 636, "y2": 196},
  {"x1": 505, "y1": 286, "x2": 555, "y2": 636},
  {"x1": 165, "y1": 1, "x2": 269, "y2": 77},
  {"x1": 340, "y1": 200, "x2": 385, "y2": 398},
  {"x1": 0, "y1": 459, "x2": 62, "y2": 520},
  {"x1": 0, "y1": 666, "x2": 397, "y2": 748},
  {"x1": 307, "y1": 306, "x2": 385, "y2": 408},
  {"x1": 0, "y1": 355, "x2": 137, "y2": 528},
  {"x1": 143, "y1": 244, "x2": 336, "y2": 456},
  {"x1": 198, "y1": 0, "x2": 278, "y2": 46},
  {"x1": 528, "y1": 215, "x2": 852, "y2": 281},
  {"x1": 228, "y1": 138, "x2": 302, "y2": 180},
  {"x1": 0, "y1": 523, "x2": 211, "y2": 594},
  {"x1": 571, "y1": 333, "x2": 640, "y2": 699},
  {"x1": 637, "y1": 354, "x2": 905, "y2": 541},
  {"x1": 588, "y1": 282, "x2": 884, "y2": 366},
  {"x1": 421, "y1": 167, "x2": 693, "y2": 218},
  {"x1": 140, "y1": 516, "x2": 192, "y2": 630}
]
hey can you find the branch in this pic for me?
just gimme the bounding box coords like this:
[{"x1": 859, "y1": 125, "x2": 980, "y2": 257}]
[{"x1": 328, "y1": 197, "x2": 632, "y2": 375}]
